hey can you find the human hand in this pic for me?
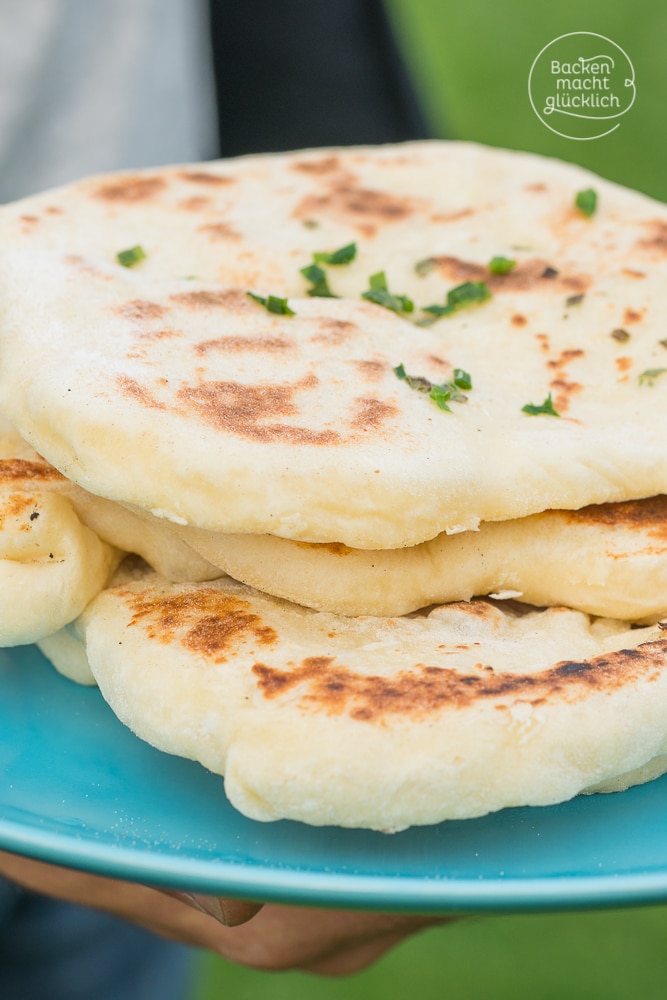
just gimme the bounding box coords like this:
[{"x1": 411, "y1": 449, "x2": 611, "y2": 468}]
[{"x1": 0, "y1": 849, "x2": 449, "y2": 974}]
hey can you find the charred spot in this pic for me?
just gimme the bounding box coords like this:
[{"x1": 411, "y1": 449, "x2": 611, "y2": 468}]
[
  {"x1": 547, "y1": 348, "x2": 585, "y2": 371},
  {"x1": 0, "y1": 458, "x2": 64, "y2": 483},
  {"x1": 117, "y1": 299, "x2": 168, "y2": 321},
  {"x1": 0, "y1": 492, "x2": 40, "y2": 528},
  {"x1": 93, "y1": 176, "x2": 166, "y2": 202},
  {"x1": 570, "y1": 496, "x2": 667, "y2": 541},
  {"x1": 176, "y1": 376, "x2": 342, "y2": 445},
  {"x1": 125, "y1": 587, "x2": 277, "y2": 663},
  {"x1": 623, "y1": 307, "x2": 644, "y2": 324},
  {"x1": 294, "y1": 178, "x2": 418, "y2": 235},
  {"x1": 251, "y1": 640, "x2": 667, "y2": 721}
]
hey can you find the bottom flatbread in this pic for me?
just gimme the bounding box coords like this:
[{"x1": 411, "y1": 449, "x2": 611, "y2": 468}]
[{"x1": 40, "y1": 558, "x2": 667, "y2": 832}]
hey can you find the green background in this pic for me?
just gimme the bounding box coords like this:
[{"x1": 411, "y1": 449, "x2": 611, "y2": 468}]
[{"x1": 197, "y1": 2, "x2": 667, "y2": 996}]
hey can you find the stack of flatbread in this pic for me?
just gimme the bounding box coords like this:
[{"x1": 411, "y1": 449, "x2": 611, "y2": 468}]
[{"x1": 2, "y1": 140, "x2": 667, "y2": 831}]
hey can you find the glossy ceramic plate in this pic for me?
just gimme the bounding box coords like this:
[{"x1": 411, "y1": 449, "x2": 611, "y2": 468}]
[{"x1": 3, "y1": 644, "x2": 667, "y2": 913}]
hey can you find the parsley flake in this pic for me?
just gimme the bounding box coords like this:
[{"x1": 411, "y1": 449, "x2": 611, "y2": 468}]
[
  {"x1": 362, "y1": 272, "x2": 414, "y2": 314},
  {"x1": 522, "y1": 394, "x2": 560, "y2": 417},
  {"x1": 422, "y1": 280, "x2": 492, "y2": 322},
  {"x1": 565, "y1": 293, "x2": 585, "y2": 308},
  {"x1": 489, "y1": 256, "x2": 516, "y2": 275},
  {"x1": 638, "y1": 368, "x2": 667, "y2": 386},
  {"x1": 414, "y1": 257, "x2": 437, "y2": 277},
  {"x1": 575, "y1": 188, "x2": 597, "y2": 218},
  {"x1": 300, "y1": 263, "x2": 336, "y2": 298},
  {"x1": 611, "y1": 328, "x2": 631, "y2": 343},
  {"x1": 247, "y1": 291, "x2": 295, "y2": 316},
  {"x1": 313, "y1": 242, "x2": 357, "y2": 265},
  {"x1": 117, "y1": 245, "x2": 146, "y2": 268},
  {"x1": 393, "y1": 364, "x2": 472, "y2": 413}
]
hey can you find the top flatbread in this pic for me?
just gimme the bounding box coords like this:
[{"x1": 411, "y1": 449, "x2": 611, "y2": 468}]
[{"x1": 2, "y1": 141, "x2": 667, "y2": 547}]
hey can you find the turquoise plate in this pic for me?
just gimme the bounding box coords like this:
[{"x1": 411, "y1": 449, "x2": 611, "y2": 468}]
[{"x1": 2, "y1": 644, "x2": 667, "y2": 913}]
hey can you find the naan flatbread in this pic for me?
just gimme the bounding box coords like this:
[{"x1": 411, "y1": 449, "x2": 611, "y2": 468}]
[
  {"x1": 44, "y1": 559, "x2": 667, "y2": 831},
  {"x1": 179, "y1": 496, "x2": 667, "y2": 621},
  {"x1": 0, "y1": 422, "x2": 120, "y2": 644},
  {"x1": 1, "y1": 142, "x2": 667, "y2": 547}
]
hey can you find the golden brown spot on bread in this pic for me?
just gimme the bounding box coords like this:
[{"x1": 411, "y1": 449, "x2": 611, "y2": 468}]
[
  {"x1": 570, "y1": 496, "x2": 667, "y2": 541},
  {"x1": 291, "y1": 156, "x2": 341, "y2": 175},
  {"x1": 170, "y1": 289, "x2": 249, "y2": 310},
  {"x1": 310, "y1": 319, "x2": 359, "y2": 345},
  {"x1": 294, "y1": 541, "x2": 353, "y2": 556},
  {"x1": 535, "y1": 333, "x2": 550, "y2": 352},
  {"x1": 178, "y1": 170, "x2": 234, "y2": 185},
  {"x1": 636, "y1": 220, "x2": 667, "y2": 255},
  {"x1": 0, "y1": 458, "x2": 64, "y2": 483},
  {"x1": 352, "y1": 397, "x2": 397, "y2": 431},
  {"x1": 198, "y1": 222, "x2": 242, "y2": 241},
  {"x1": 194, "y1": 335, "x2": 293, "y2": 355},
  {"x1": 429, "y1": 208, "x2": 475, "y2": 223},
  {"x1": 176, "y1": 376, "x2": 342, "y2": 445},
  {"x1": 549, "y1": 378, "x2": 582, "y2": 413},
  {"x1": 616, "y1": 356, "x2": 632, "y2": 373},
  {"x1": 432, "y1": 256, "x2": 590, "y2": 294},
  {"x1": 252, "y1": 640, "x2": 667, "y2": 721},
  {"x1": 623, "y1": 307, "x2": 644, "y2": 324},
  {"x1": 525, "y1": 183, "x2": 547, "y2": 192},
  {"x1": 511, "y1": 313, "x2": 527, "y2": 327},
  {"x1": 20, "y1": 214, "x2": 39, "y2": 225},
  {"x1": 622, "y1": 268, "x2": 646, "y2": 278},
  {"x1": 547, "y1": 348, "x2": 585, "y2": 371},
  {"x1": 93, "y1": 176, "x2": 166, "y2": 202},
  {"x1": 294, "y1": 175, "x2": 418, "y2": 234},
  {"x1": 350, "y1": 360, "x2": 386, "y2": 382},
  {"x1": 124, "y1": 587, "x2": 277, "y2": 663},
  {"x1": 117, "y1": 299, "x2": 168, "y2": 321},
  {"x1": 45, "y1": 205, "x2": 64, "y2": 215},
  {"x1": 117, "y1": 376, "x2": 166, "y2": 410},
  {"x1": 0, "y1": 493, "x2": 40, "y2": 529},
  {"x1": 179, "y1": 196, "x2": 211, "y2": 212}
]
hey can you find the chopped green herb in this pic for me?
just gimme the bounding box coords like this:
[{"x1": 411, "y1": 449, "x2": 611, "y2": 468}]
[
  {"x1": 302, "y1": 218, "x2": 319, "y2": 229},
  {"x1": 565, "y1": 293, "x2": 585, "y2": 308},
  {"x1": 489, "y1": 256, "x2": 516, "y2": 275},
  {"x1": 313, "y1": 242, "x2": 357, "y2": 265},
  {"x1": 393, "y1": 363, "x2": 472, "y2": 413},
  {"x1": 414, "y1": 257, "x2": 437, "y2": 277},
  {"x1": 247, "y1": 291, "x2": 295, "y2": 316},
  {"x1": 116, "y1": 245, "x2": 146, "y2": 268},
  {"x1": 422, "y1": 280, "x2": 492, "y2": 321},
  {"x1": 611, "y1": 328, "x2": 631, "y2": 343},
  {"x1": 300, "y1": 263, "x2": 336, "y2": 298},
  {"x1": 638, "y1": 368, "x2": 667, "y2": 386},
  {"x1": 659, "y1": 338, "x2": 667, "y2": 349},
  {"x1": 522, "y1": 394, "x2": 560, "y2": 417},
  {"x1": 362, "y1": 271, "x2": 414, "y2": 314},
  {"x1": 575, "y1": 188, "x2": 597, "y2": 218}
]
